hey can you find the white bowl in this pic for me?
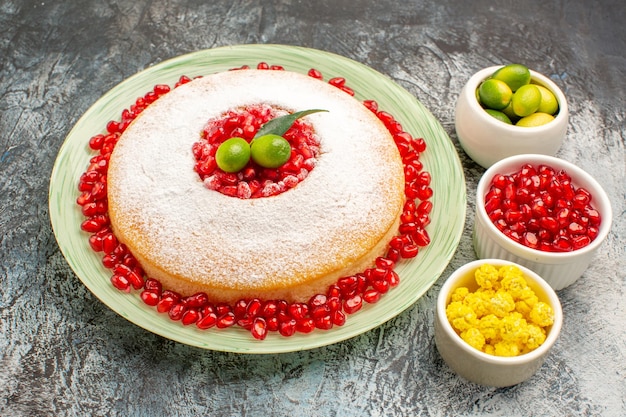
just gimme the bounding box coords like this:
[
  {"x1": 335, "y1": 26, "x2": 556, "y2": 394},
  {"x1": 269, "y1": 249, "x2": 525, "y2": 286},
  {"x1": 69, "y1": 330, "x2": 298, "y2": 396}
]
[
  {"x1": 435, "y1": 259, "x2": 563, "y2": 387},
  {"x1": 455, "y1": 66, "x2": 568, "y2": 168},
  {"x1": 474, "y1": 154, "x2": 613, "y2": 290}
]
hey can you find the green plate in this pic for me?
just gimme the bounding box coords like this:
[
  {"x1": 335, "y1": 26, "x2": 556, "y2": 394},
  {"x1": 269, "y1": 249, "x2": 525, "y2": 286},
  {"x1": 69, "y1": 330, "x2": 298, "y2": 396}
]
[{"x1": 49, "y1": 44, "x2": 465, "y2": 353}]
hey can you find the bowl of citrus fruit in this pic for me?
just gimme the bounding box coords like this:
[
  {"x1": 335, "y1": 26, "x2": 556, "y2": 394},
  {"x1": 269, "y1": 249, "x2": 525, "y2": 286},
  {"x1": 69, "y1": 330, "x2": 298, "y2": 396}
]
[{"x1": 455, "y1": 64, "x2": 568, "y2": 168}]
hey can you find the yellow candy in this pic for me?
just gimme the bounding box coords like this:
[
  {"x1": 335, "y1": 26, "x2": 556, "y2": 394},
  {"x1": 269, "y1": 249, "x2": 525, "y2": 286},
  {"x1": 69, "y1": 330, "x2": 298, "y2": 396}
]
[
  {"x1": 475, "y1": 263, "x2": 500, "y2": 290},
  {"x1": 446, "y1": 264, "x2": 554, "y2": 357},
  {"x1": 450, "y1": 287, "x2": 469, "y2": 303},
  {"x1": 529, "y1": 301, "x2": 555, "y2": 327},
  {"x1": 461, "y1": 328, "x2": 486, "y2": 351},
  {"x1": 489, "y1": 290, "x2": 516, "y2": 318}
]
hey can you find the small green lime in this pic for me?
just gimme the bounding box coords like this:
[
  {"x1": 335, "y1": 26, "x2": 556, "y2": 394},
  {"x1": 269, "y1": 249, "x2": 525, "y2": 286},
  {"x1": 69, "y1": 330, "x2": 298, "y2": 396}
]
[
  {"x1": 501, "y1": 101, "x2": 518, "y2": 121},
  {"x1": 484, "y1": 109, "x2": 512, "y2": 124},
  {"x1": 534, "y1": 84, "x2": 559, "y2": 115},
  {"x1": 516, "y1": 112, "x2": 555, "y2": 127},
  {"x1": 215, "y1": 137, "x2": 251, "y2": 172},
  {"x1": 250, "y1": 134, "x2": 292, "y2": 168},
  {"x1": 492, "y1": 64, "x2": 531, "y2": 92},
  {"x1": 478, "y1": 79, "x2": 513, "y2": 110},
  {"x1": 511, "y1": 84, "x2": 541, "y2": 117}
]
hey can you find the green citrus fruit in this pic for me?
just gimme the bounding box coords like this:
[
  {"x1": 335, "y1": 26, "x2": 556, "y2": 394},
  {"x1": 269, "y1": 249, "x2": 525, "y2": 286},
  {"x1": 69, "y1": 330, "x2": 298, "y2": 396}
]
[
  {"x1": 516, "y1": 112, "x2": 555, "y2": 127},
  {"x1": 215, "y1": 137, "x2": 251, "y2": 172},
  {"x1": 492, "y1": 64, "x2": 531, "y2": 92},
  {"x1": 535, "y1": 84, "x2": 559, "y2": 115},
  {"x1": 501, "y1": 101, "x2": 518, "y2": 121},
  {"x1": 250, "y1": 134, "x2": 292, "y2": 168},
  {"x1": 478, "y1": 79, "x2": 513, "y2": 110},
  {"x1": 511, "y1": 84, "x2": 541, "y2": 117},
  {"x1": 484, "y1": 109, "x2": 512, "y2": 124}
]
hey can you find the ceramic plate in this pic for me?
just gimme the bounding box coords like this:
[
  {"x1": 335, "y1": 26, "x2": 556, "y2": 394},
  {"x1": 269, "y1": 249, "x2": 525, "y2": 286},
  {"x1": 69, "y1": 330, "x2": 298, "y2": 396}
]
[{"x1": 49, "y1": 44, "x2": 465, "y2": 353}]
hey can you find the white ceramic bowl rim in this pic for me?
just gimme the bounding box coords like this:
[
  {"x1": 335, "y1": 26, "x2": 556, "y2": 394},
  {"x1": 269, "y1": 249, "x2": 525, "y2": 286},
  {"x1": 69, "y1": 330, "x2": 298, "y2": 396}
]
[
  {"x1": 467, "y1": 66, "x2": 568, "y2": 132},
  {"x1": 437, "y1": 259, "x2": 563, "y2": 365},
  {"x1": 476, "y1": 154, "x2": 613, "y2": 260}
]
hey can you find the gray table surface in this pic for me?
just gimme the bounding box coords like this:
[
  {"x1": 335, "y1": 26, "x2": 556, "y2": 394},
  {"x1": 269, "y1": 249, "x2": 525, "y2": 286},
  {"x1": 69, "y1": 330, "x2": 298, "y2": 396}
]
[{"x1": 1, "y1": 0, "x2": 624, "y2": 416}]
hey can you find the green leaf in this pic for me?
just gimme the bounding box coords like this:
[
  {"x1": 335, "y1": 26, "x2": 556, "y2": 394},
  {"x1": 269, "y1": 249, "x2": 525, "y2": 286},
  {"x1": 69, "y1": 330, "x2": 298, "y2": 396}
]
[{"x1": 254, "y1": 109, "x2": 328, "y2": 139}]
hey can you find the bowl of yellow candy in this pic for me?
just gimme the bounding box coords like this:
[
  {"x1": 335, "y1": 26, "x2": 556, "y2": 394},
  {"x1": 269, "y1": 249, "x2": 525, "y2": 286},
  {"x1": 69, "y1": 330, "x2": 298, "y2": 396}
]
[
  {"x1": 434, "y1": 259, "x2": 563, "y2": 387},
  {"x1": 455, "y1": 64, "x2": 568, "y2": 168}
]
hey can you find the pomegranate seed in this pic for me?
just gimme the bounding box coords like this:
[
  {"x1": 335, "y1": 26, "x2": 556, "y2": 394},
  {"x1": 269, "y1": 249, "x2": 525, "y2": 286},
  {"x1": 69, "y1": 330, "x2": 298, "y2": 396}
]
[
  {"x1": 196, "y1": 312, "x2": 218, "y2": 329},
  {"x1": 344, "y1": 295, "x2": 363, "y2": 314},
  {"x1": 362, "y1": 99, "x2": 378, "y2": 112},
  {"x1": 246, "y1": 298, "x2": 263, "y2": 317},
  {"x1": 363, "y1": 289, "x2": 381, "y2": 304},
  {"x1": 279, "y1": 319, "x2": 297, "y2": 337},
  {"x1": 110, "y1": 274, "x2": 130, "y2": 292},
  {"x1": 314, "y1": 315, "x2": 333, "y2": 330},
  {"x1": 140, "y1": 290, "x2": 160, "y2": 306},
  {"x1": 101, "y1": 254, "x2": 117, "y2": 269},
  {"x1": 332, "y1": 310, "x2": 347, "y2": 326},
  {"x1": 372, "y1": 279, "x2": 390, "y2": 294},
  {"x1": 185, "y1": 292, "x2": 209, "y2": 308},
  {"x1": 181, "y1": 309, "x2": 200, "y2": 325},
  {"x1": 400, "y1": 244, "x2": 419, "y2": 258},
  {"x1": 157, "y1": 294, "x2": 178, "y2": 313},
  {"x1": 386, "y1": 270, "x2": 400, "y2": 287},
  {"x1": 307, "y1": 68, "x2": 323, "y2": 79},
  {"x1": 266, "y1": 316, "x2": 279, "y2": 332},
  {"x1": 296, "y1": 318, "x2": 316, "y2": 333},
  {"x1": 288, "y1": 303, "x2": 309, "y2": 320},
  {"x1": 216, "y1": 312, "x2": 236, "y2": 328},
  {"x1": 168, "y1": 303, "x2": 186, "y2": 321},
  {"x1": 251, "y1": 317, "x2": 268, "y2": 340},
  {"x1": 88, "y1": 234, "x2": 103, "y2": 252}
]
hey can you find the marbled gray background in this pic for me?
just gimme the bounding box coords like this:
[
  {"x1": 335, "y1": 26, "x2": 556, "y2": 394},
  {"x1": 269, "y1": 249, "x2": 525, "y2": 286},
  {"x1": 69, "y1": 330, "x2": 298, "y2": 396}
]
[{"x1": 1, "y1": 1, "x2": 624, "y2": 416}]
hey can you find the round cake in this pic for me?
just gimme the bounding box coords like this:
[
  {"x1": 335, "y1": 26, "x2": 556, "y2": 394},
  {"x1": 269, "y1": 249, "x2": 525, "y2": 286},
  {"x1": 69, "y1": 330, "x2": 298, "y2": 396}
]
[{"x1": 107, "y1": 69, "x2": 405, "y2": 304}]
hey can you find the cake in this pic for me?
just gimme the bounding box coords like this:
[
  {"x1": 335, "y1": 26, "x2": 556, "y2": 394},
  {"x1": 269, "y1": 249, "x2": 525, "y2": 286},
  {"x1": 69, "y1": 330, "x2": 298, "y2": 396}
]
[{"x1": 106, "y1": 69, "x2": 406, "y2": 305}]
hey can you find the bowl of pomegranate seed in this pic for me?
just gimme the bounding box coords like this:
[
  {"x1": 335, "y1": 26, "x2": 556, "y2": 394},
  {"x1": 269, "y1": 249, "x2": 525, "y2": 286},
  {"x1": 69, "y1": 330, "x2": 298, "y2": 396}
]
[
  {"x1": 435, "y1": 259, "x2": 563, "y2": 387},
  {"x1": 473, "y1": 154, "x2": 613, "y2": 290},
  {"x1": 455, "y1": 65, "x2": 568, "y2": 168}
]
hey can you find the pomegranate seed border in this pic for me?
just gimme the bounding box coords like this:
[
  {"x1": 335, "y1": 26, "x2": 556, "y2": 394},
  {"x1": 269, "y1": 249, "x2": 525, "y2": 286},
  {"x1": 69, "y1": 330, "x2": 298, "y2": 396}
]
[{"x1": 75, "y1": 62, "x2": 434, "y2": 341}]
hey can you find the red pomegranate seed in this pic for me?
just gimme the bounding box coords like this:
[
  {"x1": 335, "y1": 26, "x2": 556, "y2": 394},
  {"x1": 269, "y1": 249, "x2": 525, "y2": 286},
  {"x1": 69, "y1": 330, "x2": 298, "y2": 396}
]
[
  {"x1": 266, "y1": 316, "x2": 279, "y2": 332},
  {"x1": 143, "y1": 278, "x2": 162, "y2": 293},
  {"x1": 307, "y1": 68, "x2": 323, "y2": 79},
  {"x1": 386, "y1": 270, "x2": 400, "y2": 287},
  {"x1": 314, "y1": 315, "x2": 333, "y2": 330},
  {"x1": 216, "y1": 312, "x2": 236, "y2": 328},
  {"x1": 363, "y1": 289, "x2": 381, "y2": 304},
  {"x1": 372, "y1": 279, "x2": 390, "y2": 294},
  {"x1": 168, "y1": 303, "x2": 186, "y2": 321},
  {"x1": 110, "y1": 274, "x2": 130, "y2": 292},
  {"x1": 251, "y1": 317, "x2": 268, "y2": 340},
  {"x1": 296, "y1": 318, "x2": 316, "y2": 333},
  {"x1": 279, "y1": 319, "x2": 297, "y2": 337},
  {"x1": 185, "y1": 292, "x2": 209, "y2": 308},
  {"x1": 332, "y1": 310, "x2": 347, "y2": 326},
  {"x1": 344, "y1": 295, "x2": 363, "y2": 314},
  {"x1": 157, "y1": 293, "x2": 178, "y2": 313},
  {"x1": 101, "y1": 254, "x2": 117, "y2": 269},
  {"x1": 196, "y1": 312, "x2": 218, "y2": 329},
  {"x1": 88, "y1": 234, "x2": 103, "y2": 252},
  {"x1": 140, "y1": 290, "x2": 160, "y2": 306},
  {"x1": 288, "y1": 303, "x2": 309, "y2": 320},
  {"x1": 181, "y1": 309, "x2": 200, "y2": 325},
  {"x1": 400, "y1": 244, "x2": 419, "y2": 258}
]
